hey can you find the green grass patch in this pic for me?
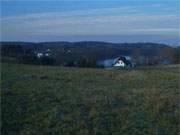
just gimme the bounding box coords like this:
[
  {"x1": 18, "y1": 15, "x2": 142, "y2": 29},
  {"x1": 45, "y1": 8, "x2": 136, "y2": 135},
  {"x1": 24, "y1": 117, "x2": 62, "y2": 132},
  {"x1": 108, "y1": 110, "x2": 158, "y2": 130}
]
[{"x1": 1, "y1": 63, "x2": 179, "y2": 135}]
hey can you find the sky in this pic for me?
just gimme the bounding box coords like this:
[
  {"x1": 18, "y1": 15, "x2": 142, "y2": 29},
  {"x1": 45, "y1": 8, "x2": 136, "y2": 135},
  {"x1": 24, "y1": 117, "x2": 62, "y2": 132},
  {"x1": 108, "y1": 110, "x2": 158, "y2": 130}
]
[{"x1": 0, "y1": 0, "x2": 180, "y2": 45}]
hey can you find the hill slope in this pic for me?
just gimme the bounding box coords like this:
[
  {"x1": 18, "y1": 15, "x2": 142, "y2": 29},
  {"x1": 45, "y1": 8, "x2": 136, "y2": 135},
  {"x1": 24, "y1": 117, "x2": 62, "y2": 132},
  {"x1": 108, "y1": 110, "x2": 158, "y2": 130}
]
[
  {"x1": 2, "y1": 63, "x2": 179, "y2": 135},
  {"x1": 1, "y1": 41, "x2": 176, "y2": 65}
]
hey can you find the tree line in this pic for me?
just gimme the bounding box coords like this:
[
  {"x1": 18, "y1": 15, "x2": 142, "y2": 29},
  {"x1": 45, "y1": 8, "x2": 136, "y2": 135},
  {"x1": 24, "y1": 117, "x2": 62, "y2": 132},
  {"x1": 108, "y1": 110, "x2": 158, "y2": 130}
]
[{"x1": 1, "y1": 44, "x2": 179, "y2": 67}]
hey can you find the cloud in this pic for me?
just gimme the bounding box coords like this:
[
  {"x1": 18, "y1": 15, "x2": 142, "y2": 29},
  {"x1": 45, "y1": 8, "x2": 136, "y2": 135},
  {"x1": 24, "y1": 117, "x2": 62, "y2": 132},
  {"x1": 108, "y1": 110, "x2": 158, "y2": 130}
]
[
  {"x1": 1, "y1": 6, "x2": 179, "y2": 40},
  {"x1": 1, "y1": 6, "x2": 140, "y2": 20}
]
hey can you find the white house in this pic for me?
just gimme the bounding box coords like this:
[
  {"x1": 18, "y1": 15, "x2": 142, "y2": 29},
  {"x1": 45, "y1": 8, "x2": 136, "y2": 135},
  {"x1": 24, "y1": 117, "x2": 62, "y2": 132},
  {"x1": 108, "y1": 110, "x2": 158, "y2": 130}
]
[
  {"x1": 37, "y1": 53, "x2": 43, "y2": 58},
  {"x1": 113, "y1": 56, "x2": 132, "y2": 68},
  {"x1": 114, "y1": 59, "x2": 125, "y2": 67},
  {"x1": 36, "y1": 49, "x2": 52, "y2": 58},
  {"x1": 97, "y1": 56, "x2": 133, "y2": 68},
  {"x1": 45, "y1": 53, "x2": 50, "y2": 57}
]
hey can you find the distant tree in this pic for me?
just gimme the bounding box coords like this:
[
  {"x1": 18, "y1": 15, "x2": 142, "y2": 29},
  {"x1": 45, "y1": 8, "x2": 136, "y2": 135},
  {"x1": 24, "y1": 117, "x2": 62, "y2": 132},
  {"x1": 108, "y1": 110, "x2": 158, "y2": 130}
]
[
  {"x1": 132, "y1": 48, "x2": 142, "y2": 65},
  {"x1": 22, "y1": 55, "x2": 37, "y2": 64},
  {"x1": 173, "y1": 48, "x2": 180, "y2": 64},
  {"x1": 78, "y1": 58, "x2": 89, "y2": 67},
  {"x1": 21, "y1": 49, "x2": 37, "y2": 64},
  {"x1": 40, "y1": 56, "x2": 55, "y2": 65},
  {"x1": 1, "y1": 45, "x2": 23, "y2": 57},
  {"x1": 77, "y1": 57, "x2": 99, "y2": 68},
  {"x1": 163, "y1": 47, "x2": 174, "y2": 61},
  {"x1": 66, "y1": 60, "x2": 75, "y2": 67}
]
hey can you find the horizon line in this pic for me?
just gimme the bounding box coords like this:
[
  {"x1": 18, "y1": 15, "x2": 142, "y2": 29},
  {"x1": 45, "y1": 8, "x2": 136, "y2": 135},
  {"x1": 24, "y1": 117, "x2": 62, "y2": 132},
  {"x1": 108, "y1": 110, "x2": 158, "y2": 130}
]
[{"x1": 1, "y1": 40, "x2": 179, "y2": 46}]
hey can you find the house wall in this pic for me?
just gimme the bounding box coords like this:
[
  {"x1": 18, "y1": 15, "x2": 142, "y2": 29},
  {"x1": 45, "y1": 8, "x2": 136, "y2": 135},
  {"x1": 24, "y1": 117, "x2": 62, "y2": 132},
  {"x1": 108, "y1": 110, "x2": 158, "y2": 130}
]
[
  {"x1": 114, "y1": 60, "x2": 125, "y2": 67},
  {"x1": 37, "y1": 53, "x2": 43, "y2": 58}
]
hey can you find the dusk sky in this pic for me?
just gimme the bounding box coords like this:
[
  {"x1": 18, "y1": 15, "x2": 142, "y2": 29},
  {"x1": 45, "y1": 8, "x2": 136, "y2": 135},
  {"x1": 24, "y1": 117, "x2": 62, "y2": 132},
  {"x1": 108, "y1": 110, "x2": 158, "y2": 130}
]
[{"x1": 1, "y1": 0, "x2": 180, "y2": 45}]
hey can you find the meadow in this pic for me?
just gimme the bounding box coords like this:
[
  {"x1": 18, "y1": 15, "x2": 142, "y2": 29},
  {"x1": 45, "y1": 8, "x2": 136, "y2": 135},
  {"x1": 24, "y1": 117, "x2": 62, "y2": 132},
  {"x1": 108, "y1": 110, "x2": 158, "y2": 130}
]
[{"x1": 1, "y1": 63, "x2": 179, "y2": 135}]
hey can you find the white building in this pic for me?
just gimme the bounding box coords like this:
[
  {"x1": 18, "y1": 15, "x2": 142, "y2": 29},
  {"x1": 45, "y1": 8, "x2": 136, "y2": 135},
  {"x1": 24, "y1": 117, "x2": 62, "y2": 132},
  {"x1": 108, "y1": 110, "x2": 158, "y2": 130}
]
[
  {"x1": 45, "y1": 53, "x2": 50, "y2": 57},
  {"x1": 36, "y1": 49, "x2": 52, "y2": 58},
  {"x1": 37, "y1": 53, "x2": 43, "y2": 58},
  {"x1": 114, "y1": 59, "x2": 125, "y2": 67},
  {"x1": 113, "y1": 56, "x2": 132, "y2": 68}
]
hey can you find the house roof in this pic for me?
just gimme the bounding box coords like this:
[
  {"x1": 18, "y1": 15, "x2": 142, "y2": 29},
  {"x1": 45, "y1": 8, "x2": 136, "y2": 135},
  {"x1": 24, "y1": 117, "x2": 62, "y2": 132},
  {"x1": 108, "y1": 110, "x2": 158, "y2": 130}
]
[
  {"x1": 115, "y1": 56, "x2": 132, "y2": 65},
  {"x1": 97, "y1": 56, "x2": 132, "y2": 67}
]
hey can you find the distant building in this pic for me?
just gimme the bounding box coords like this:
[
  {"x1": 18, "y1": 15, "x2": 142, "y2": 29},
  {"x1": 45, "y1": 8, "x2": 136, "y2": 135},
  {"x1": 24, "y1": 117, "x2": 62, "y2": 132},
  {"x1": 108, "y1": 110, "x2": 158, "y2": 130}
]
[
  {"x1": 37, "y1": 52, "x2": 43, "y2": 58},
  {"x1": 45, "y1": 53, "x2": 50, "y2": 57},
  {"x1": 35, "y1": 49, "x2": 52, "y2": 58},
  {"x1": 113, "y1": 56, "x2": 132, "y2": 68},
  {"x1": 98, "y1": 56, "x2": 133, "y2": 68}
]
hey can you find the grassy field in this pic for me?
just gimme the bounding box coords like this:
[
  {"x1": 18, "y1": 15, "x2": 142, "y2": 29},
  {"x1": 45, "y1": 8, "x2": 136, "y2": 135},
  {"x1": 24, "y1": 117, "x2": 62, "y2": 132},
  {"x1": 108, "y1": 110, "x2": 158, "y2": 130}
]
[{"x1": 1, "y1": 63, "x2": 180, "y2": 135}]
